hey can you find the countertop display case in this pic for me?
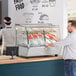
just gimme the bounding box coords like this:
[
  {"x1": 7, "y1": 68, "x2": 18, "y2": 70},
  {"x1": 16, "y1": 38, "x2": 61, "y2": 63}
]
[{"x1": 15, "y1": 24, "x2": 60, "y2": 57}]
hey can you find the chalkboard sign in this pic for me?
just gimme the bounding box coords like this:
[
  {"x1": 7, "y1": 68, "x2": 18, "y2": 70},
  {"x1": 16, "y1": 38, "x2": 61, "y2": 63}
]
[{"x1": 0, "y1": 1, "x2": 2, "y2": 24}]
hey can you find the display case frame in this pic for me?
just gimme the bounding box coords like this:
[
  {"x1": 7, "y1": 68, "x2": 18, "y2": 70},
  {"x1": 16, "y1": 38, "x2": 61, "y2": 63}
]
[{"x1": 15, "y1": 24, "x2": 60, "y2": 57}]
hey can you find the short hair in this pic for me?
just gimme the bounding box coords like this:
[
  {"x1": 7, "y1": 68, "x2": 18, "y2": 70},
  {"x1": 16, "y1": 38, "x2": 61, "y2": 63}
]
[
  {"x1": 4, "y1": 17, "x2": 11, "y2": 25},
  {"x1": 68, "y1": 20, "x2": 76, "y2": 28}
]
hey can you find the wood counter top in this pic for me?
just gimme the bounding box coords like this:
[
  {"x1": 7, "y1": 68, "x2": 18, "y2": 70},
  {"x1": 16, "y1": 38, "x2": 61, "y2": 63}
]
[{"x1": 0, "y1": 55, "x2": 63, "y2": 65}]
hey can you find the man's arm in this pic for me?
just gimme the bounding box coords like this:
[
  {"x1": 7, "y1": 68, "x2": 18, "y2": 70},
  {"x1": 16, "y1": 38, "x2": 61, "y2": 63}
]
[
  {"x1": 45, "y1": 35, "x2": 72, "y2": 47},
  {"x1": 54, "y1": 35, "x2": 72, "y2": 47}
]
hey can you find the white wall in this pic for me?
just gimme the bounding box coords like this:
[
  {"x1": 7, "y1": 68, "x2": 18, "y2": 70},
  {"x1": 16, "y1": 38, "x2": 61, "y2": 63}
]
[
  {"x1": 68, "y1": 0, "x2": 76, "y2": 11},
  {"x1": 67, "y1": 0, "x2": 76, "y2": 20},
  {"x1": 8, "y1": 0, "x2": 67, "y2": 39}
]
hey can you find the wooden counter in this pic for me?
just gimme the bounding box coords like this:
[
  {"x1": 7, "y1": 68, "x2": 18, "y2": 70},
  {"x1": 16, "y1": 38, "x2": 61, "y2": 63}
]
[{"x1": 0, "y1": 55, "x2": 63, "y2": 64}]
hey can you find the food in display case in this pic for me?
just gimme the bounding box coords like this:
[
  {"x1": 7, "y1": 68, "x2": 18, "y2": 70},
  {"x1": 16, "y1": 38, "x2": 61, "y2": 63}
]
[{"x1": 15, "y1": 24, "x2": 60, "y2": 57}]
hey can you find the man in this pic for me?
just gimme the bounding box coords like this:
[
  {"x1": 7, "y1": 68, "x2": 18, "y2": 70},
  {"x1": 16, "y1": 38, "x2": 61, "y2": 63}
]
[
  {"x1": 45, "y1": 20, "x2": 76, "y2": 76},
  {"x1": 0, "y1": 17, "x2": 18, "y2": 59}
]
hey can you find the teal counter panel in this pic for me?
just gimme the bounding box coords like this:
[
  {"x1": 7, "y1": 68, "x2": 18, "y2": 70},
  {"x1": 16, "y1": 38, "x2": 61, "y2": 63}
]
[{"x1": 0, "y1": 59, "x2": 64, "y2": 76}]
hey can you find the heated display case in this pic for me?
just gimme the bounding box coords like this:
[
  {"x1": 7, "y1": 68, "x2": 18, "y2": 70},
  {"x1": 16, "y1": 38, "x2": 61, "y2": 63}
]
[{"x1": 15, "y1": 24, "x2": 60, "y2": 57}]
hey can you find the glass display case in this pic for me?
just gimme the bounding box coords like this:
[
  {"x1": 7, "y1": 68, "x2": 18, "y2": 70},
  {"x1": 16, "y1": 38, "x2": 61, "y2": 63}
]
[{"x1": 15, "y1": 24, "x2": 60, "y2": 57}]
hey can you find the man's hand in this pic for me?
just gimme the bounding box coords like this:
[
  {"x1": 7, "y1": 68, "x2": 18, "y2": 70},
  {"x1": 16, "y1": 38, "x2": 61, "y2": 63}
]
[
  {"x1": 52, "y1": 36, "x2": 60, "y2": 42},
  {"x1": 49, "y1": 34, "x2": 60, "y2": 42},
  {"x1": 45, "y1": 42, "x2": 54, "y2": 47}
]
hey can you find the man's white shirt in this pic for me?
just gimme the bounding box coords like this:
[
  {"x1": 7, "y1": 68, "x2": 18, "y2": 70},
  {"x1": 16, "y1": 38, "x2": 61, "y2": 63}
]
[{"x1": 54, "y1": 31, "x2": 76, "y2": 60}]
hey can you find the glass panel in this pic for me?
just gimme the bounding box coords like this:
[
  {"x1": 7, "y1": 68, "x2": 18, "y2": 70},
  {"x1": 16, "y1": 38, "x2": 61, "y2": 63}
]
[{"x1": 15, "y1": 24, "x2": 60, "y2": 47}]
